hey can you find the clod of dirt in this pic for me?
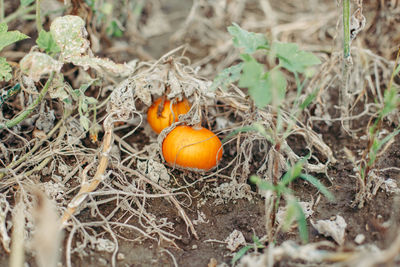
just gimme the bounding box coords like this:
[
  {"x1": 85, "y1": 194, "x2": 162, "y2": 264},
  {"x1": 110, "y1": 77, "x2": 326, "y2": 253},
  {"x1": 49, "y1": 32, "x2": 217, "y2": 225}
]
[
  {"x1": 225, "y1": 229, "x2": 246, "y2": 252},
  {"x1": 311, "y1": 215, "x2": 347, "y2": 245}
]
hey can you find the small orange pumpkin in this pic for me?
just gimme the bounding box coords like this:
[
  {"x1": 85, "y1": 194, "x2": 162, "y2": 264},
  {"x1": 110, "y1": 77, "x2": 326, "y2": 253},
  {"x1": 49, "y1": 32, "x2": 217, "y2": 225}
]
[
  {"x1": 147, "y1": 98, "x2": 190, "y2": 134},
  {"x1": 162, "y1": 125, "x2": 223, "y2": 170}
]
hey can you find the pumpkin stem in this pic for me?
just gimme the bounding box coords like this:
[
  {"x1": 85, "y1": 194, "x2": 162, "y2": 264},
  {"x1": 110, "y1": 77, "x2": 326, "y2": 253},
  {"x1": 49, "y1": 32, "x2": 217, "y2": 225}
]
[
  {"x1": 157, "y1": 95, "x2": 166, "y2": 117},
  {"x1": 193, "y1": 105, "x2": 203, "y2": 129}
]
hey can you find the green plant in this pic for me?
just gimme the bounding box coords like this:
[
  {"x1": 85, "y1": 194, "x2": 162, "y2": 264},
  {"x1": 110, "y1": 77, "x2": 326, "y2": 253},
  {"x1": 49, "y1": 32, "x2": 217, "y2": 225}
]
[
  {"x1": 0, "y1": 23, "x2": 29, "y2": 81},
  {"x1": 354, "y1": 49, "x2": 400, "y2": 207},
  {"x1": 36, "y1": 29, "x2": 60, "y2": 56},
  {"x1": 214, "y1": 23, "x2": 331, "y2": 244},
  {"x1": 251, "y1": 159, "x2": 334, "y2": 243},
  {"x1": 230, "y1": 160, "x2": 334, "y2": 264},
  {"x1": 231, "y1": 235, "x2": 265, "y2": 265}
]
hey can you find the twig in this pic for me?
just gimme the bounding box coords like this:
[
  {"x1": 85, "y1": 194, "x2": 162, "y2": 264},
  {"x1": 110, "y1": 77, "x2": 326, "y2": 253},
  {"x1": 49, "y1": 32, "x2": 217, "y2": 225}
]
[
  {"x1": 60, "y1": 116, "x2": 114, "y2": 225},
  {"x1": 0, "y1": 0, "x2": 4, "y2": 22},
  {"x1": 35, "y1": 0, "x2": 42, "y2": 33},
  {"x1": 9, "y1": 202, "x2": 25, "y2": 267},
  {"x1": 341, "y1": 0, "x2": 352, "y2": 133},
  {"x1": 2, "y1": 4, "x2": 36, "y2": 24}
]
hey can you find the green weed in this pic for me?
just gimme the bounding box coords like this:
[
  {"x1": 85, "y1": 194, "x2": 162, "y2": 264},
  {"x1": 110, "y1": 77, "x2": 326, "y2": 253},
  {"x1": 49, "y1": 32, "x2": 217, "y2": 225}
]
[{"x1": 215, "y1": 23, "x2": 333, "y2": 248}]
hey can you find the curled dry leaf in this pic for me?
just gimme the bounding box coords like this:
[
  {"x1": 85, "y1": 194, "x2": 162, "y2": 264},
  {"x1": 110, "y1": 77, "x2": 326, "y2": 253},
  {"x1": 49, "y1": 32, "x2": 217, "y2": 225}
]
[
  {"x1": 137, "y1": 159, "x2": 170, "y2": 187},
  {"x1": 50, "y1": 15, "x2": 134, "y2": 76},
  {"x1": 20, "y1": 52, "x2": 63, "y2": 82},
  {"x1": 276, "y1": 201, "x2": 314, "y2": 227},
  {"x1": 311, "y1": 215, "x2": 347, "y2": 245},
  {"x1": 225, "y1": 229, "x2": 246, "y2": 252}
]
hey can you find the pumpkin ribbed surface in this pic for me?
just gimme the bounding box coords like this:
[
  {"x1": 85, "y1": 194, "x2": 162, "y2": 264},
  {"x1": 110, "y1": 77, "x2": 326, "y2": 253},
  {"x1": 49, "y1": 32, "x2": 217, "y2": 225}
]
[
  {"x1": 162, "y1": 125, "x2": 223, "y2": 170},
  {"x1": 147, "y1": 98, "x2": 190, "y2": 134}
]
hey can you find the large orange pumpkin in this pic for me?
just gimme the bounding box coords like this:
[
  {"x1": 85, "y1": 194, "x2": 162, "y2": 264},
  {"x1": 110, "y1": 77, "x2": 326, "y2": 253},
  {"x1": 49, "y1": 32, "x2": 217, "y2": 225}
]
[
  {"x1": 147, "y1": 98, "x2": 190, "y2": 134},
  {"x1": 162, "y1": 125, "x2": 223, "y2": 170}
]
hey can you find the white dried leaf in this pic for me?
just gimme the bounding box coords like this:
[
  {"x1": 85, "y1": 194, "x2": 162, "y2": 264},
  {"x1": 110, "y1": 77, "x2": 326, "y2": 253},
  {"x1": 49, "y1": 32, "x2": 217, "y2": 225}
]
[
  {"x1": 137, "y1": 159, "x2": 169, "y2": 187},
  {"x1": 50, "y1": 15, "x2": 90, "y2": 60},
  {"x1": 225, "y1": 230, "x2": 246, "y2": 252},
  {"x1": 382, "y1": 178, "x2": 400, "y2": 194},
  {"x1": 273, "y1": 240, "x2": 336, "y2": 262},
  {"x1": 95, "y1": 238, "x2": 115, "y2": 253},
  {"x1": 41, "y1": 182, "x2": 65, "y2": 202},
  {"x1": 311, "y1": 215, "x2": 347, "y2": 245},
  {"x1": 70, "y1": 56, "x2": 132, "y2": 76},
  {"x1": 20, "y1": 52, "x2": 62, "y2": 82},
  {"x1": 276, "y1": 201, "x2": 314, "y2": 227},
  {"x1": 193, "y1": 211, "x2": 209, "y2": 225},
  {"x1": 50, "y1": 15, "x2": 133, "y2": 76},
  {"x1": 207, "y1": 180, "x2": 253, "y2": 205}
]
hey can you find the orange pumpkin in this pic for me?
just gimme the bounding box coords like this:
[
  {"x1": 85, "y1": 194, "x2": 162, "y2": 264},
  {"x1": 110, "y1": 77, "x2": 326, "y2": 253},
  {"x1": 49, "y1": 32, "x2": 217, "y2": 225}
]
[
  {"x1": 147, "y1": 98, "x2": 190, "y2": 134},
  {"x1": 162, "y1": 125, "x2": 223, "y2": 170}
]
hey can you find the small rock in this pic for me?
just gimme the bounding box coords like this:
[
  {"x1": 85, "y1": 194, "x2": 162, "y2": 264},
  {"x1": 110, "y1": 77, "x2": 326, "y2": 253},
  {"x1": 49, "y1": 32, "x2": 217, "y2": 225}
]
[
  {"x1": 354, "y1": 234, "x2": 365, "y2": 244},
  {"x1": 117, "y1": 252, "x2": 125, "y2": 261},
  {"x1": 192, "y1": 245, "x2": 198, "y2": 250}
]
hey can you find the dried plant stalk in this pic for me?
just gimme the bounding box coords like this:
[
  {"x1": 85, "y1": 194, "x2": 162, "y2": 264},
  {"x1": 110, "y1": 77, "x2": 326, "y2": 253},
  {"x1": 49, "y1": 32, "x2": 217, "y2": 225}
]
[{"x1": 61, "y1": 117, "x2": 114, "y2": 225}]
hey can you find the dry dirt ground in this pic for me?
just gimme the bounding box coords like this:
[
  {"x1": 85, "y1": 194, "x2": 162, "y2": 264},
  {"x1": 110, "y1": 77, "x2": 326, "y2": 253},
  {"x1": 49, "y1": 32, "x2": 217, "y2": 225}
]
[{"x1": 1, "y1": 0, "x2": 400, "y2": 267}]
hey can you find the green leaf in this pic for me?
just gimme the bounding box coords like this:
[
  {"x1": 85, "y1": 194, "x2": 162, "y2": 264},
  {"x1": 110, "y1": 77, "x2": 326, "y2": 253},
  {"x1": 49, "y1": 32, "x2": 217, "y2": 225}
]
[
  {"x1": 381, "y1": 85, "x2": 398, "y2": 117},
  {"x1": 280, "y1": 160, "x2": 306, "y2": 186},
  {"x1": 36, "y1": 30, "x2": 61, "y2": 55},
  {"x1": 263, "y1": 68, "x2": 287, "y2": 106},
  {"x1": 300, "y1": 174, "x2": 335, "y2": 201},
  {"x1": 368, "y1": 128, "x2": 400, "y2": 166},
  {"x1": 106, "y1": 20, "x2": 124, "y2": 37},
  {"x1": 0, "y1": 23, "x2": 29, "y2": 52},
  {"x1": 210, "y1": 63, "x2": 243, "y2": 91},
  {"x1": 81, "y1": 99, "x2": 89, "y2": 113},
  {"x1": 20, "y1": 0, "x2": 35, "y2": 6},
  {"x1": 238, "y1": 54, "x2": 287, "y2": 108},
  {"x1": 222, "y1": 123, "x2": 273, "y2": 144},
  {"x1": 282, "y1": 201, "x2": 297, "y2": 232},
  {"x1": 300, "y1": 88, "x2": 318, "y2": 110},
  {"x1": 238, "y1": 56, "x2": 263, "y2": 88},
  {"x1": 272, "y1": 42, "x2": 321, "y2": 73},
  {"x1": 85, "y1": 96, "x2": 98, "y2": 105},
  {"x1": 292, "y1": 200, "x2": 308, "y2": 243},
  {"x1": 395, "y1": 63, "x2": 400, "y2": 76},
  {"x1": 227, "y1": 23, "x2": 268, "y2": 54},
  {"x1": 231, "y1": 246, "x2": 252, "y2": 265},
  {"x1": 0, "y1": 57, "x2": 12, "y2": 82},
  {"x1": 249, "y1": 175, "x2": 275, "y2": 191},
  {"x1": 80, "y1": 116, "x2": 90, "y2": 131}
]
